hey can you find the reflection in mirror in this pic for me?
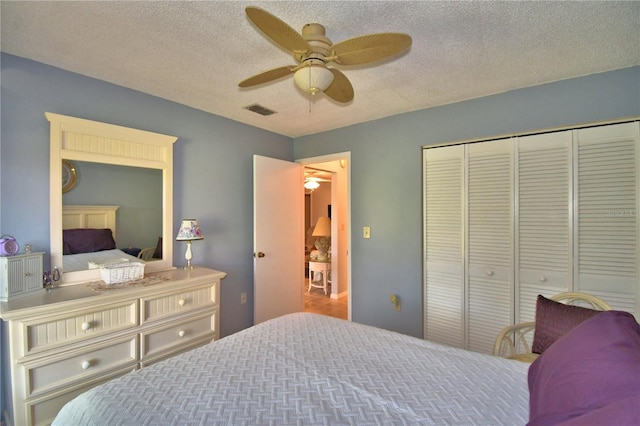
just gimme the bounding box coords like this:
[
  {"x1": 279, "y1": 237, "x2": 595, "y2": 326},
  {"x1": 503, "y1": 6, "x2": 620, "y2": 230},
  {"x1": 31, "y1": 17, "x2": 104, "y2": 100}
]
[
  {"x1": 47, "y1": 112, "x2": 177, "y2": 285},
  {"x1": 62, "y1": 161, "x2": 162, "y2": 273}
]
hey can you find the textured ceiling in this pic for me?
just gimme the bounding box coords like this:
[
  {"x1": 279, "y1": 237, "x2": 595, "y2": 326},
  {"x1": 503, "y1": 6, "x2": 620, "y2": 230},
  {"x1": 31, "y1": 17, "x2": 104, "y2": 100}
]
[{"x1": 2, "y1": 1, "x2": 639, "y2": 137}]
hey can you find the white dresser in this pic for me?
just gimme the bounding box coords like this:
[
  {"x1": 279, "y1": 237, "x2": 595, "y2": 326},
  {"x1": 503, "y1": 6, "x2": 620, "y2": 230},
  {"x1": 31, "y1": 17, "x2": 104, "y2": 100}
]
[{"x1": 0, "y1": 267, "x2": 225, "y2": 426}]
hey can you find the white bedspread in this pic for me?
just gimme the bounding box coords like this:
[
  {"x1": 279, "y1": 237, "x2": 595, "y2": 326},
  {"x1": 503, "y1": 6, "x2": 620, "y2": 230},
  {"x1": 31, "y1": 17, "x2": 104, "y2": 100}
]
[{"x1": 53, "y1": 313, "x2": 530, "y2": 425}]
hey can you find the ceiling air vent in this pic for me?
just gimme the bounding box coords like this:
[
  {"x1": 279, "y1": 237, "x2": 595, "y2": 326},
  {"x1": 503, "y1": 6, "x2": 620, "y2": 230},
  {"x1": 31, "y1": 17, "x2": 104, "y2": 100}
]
[{"x1": 244, "y1": 104, "x2": 276, "y2": 116}]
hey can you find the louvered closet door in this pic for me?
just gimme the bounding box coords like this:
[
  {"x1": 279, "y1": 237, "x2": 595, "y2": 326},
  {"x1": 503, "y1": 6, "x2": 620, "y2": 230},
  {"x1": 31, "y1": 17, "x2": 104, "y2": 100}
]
[
  {"x1": 424, "y1": 145, "x2": 464, "y2": 347},
  {"x1": 516, "y1": 131, "x2": 572, "y2": 322},
  {"x1": 575, "y1": 122, "x2": 639, "y2": 317},
  {"x1": 466, "y1": 140, "x2": 513, "y2": 354}
]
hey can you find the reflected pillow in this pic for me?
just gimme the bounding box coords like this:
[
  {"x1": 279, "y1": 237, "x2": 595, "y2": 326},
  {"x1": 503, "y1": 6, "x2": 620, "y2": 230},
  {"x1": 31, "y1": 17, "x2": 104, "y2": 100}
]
[
  {"x1": 63, "y1": 228, "x2": 116, "y2": 255},
  {"x1": 532, "y1": 295, "x2": 601, "y2": 354}
]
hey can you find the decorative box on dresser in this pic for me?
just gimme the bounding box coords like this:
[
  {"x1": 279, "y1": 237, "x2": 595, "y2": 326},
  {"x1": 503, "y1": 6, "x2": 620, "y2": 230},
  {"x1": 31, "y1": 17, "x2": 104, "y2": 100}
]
[
  {"x1": 0, "y1": 267, "x2": 225, "y2": 426},
  {"x1": 1, "y1": 253, "x2": 45, "y2": 302}
]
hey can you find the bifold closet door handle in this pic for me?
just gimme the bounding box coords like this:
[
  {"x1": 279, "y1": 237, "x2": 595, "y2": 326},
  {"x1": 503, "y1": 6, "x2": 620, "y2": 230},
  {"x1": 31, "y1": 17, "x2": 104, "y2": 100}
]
[{"x1": 254, "y1": 252, "x2": 266, "y2": 258}]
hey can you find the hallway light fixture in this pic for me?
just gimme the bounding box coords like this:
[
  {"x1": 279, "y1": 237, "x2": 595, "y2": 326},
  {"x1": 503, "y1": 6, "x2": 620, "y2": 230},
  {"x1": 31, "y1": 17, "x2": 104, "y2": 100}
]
[{"x1": 304, "y1": 179, "x2": 320, "y2": 190}]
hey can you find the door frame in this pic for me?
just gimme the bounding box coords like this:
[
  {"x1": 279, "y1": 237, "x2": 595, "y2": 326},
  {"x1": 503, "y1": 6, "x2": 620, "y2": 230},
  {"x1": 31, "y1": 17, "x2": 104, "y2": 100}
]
[{"x1": 297, "y1": 151, "x2": 352, "y2": 320}]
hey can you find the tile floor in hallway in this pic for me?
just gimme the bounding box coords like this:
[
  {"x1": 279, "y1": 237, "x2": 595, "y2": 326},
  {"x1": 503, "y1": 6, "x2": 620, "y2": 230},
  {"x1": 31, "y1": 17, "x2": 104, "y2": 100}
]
[{"x1": 304, "y1": 278, "x2": 348, "y2": 320}]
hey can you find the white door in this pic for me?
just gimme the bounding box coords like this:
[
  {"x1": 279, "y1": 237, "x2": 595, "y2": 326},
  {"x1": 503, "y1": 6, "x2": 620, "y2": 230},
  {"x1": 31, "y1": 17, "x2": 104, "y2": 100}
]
[
  {"x1": 516, "y1": 131, "x2": 572, "y2": 322},
  {"x1": 574, "y1": 122, "x2": 639, "y2": 316},
  {"x1": 423, "y1": 145, "x2": 465, "y2": 348},
  {"x1": 466, "y1": 139, "x2": 514, "y2": 354},
  {"x1": 253, "y1": 155, "x2": 304, "y2": 324}
]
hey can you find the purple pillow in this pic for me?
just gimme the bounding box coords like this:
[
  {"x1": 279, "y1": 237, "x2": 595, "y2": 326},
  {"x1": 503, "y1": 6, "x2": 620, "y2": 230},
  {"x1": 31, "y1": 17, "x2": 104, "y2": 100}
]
[
  {"x1": 532, "y1": 295, "x2": 601, "y2": 354},
  {"x1": 63, "y1": 228, "x2": 116, "y2": 254},
  {"x1": 534, "y1": 395, "x2": 640, "y2": 426},
  {"x1": 528, "y1": 311, "x2": 640, "y2": 425}
]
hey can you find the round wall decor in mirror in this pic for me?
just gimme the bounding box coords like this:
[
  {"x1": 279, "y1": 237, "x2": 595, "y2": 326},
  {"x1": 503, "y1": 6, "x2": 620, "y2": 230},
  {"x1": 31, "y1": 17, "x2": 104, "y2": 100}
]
[{"x1": 62, "y1": 159, "x2": 77, "y2": 193}]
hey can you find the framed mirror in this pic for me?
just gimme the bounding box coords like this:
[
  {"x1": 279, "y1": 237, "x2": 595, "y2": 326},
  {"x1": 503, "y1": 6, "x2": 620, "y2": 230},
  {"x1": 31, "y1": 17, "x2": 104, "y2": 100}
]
[{"x1": 47, "y1": 112, "x2": 177, "y2": 285}]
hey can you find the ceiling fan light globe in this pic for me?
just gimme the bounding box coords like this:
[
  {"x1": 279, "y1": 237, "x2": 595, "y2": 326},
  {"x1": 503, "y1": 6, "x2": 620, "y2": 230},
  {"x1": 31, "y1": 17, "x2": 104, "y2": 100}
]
[{"x1": 294, "y1": 66, "x2": 334, "y2": 95}]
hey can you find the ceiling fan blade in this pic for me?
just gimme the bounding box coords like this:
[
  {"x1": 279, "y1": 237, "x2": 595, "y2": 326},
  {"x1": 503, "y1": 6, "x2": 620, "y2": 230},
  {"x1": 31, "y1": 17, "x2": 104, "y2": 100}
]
[
  {"x1": 323, "y1": 69, "x2": 354, "y2": 103},
  {"x1": 239, "y1": 66, "x2": 296, "y2": 88},
  {"x1": 331, "y1": 33, "x2": 412, "y2": 65},
  {"x1": 245, "y1": 7, "x2": 312, "y2": 55}
]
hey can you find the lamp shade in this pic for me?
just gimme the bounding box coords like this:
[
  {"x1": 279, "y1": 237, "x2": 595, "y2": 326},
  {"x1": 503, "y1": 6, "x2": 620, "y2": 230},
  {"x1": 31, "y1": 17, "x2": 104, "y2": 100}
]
[
  {"x1": 294, "y1": 65, "x2": 334, "y2": 95},
  {"x1": 176, "y1": 219, "x2": 204, "y2": 241},
  {"x1": 312, "y1": 216, "x2": 331, "y2": 237}
]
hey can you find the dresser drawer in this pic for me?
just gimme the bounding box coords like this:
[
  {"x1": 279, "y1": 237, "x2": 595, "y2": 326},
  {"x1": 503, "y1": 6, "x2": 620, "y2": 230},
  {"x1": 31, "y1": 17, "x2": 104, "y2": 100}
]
[
  {"x1": 25, "y1": 334, "x2": 137, "y2": 397},
  {"x1": 141, "y1": 309, "x2": 217, "y2": 360},
  {"x1": 141, "y1": 282, "x2": 218, "y2": 324},
  {"x1": 25, "y1": 365, "x2": 135, "y2": 426},
  {"x1": 23, "y1": 300, "x2": 138, "y2": 355}
]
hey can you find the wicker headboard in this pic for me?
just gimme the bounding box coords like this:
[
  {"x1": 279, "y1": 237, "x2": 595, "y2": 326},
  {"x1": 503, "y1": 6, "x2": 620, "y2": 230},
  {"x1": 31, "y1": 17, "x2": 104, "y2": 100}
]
[{"x1": 62, "y1": 205, "x2": 119, "y2": 241}]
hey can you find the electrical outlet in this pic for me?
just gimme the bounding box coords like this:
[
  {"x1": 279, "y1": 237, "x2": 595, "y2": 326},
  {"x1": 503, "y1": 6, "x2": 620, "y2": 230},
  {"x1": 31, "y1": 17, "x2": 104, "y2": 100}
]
[{"x1": 240, "y1": 292, "x2": 247, "y2": 304}]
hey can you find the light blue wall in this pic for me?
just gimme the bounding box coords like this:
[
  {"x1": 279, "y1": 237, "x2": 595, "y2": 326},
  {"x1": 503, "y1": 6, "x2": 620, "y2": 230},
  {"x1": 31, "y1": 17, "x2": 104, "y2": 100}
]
[
  {"x1": 1, "y1": 52, "x2": 639, "y2": 342},
  {"x1": 0, "y1": 53, "x2": 293, "y2": 337},
  {"x1": 293, "y1": 66, "x2": 640, "y2": 338}
]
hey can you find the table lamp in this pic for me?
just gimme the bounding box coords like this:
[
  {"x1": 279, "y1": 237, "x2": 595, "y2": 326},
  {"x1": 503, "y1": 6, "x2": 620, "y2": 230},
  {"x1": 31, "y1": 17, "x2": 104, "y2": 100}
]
[
  {"x1": 176, "y1": 219, "x2": 203, "y2": 269},
  {"x1": 312, "y1": 216, "x2": 331, "y2": 261}
]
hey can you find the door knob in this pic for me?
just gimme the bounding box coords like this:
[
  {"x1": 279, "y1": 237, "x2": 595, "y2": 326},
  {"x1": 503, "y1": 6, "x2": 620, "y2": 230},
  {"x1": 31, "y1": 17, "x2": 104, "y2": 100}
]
[{"x1": 254, "y1": 252, "x2": 266, "y2": 258}]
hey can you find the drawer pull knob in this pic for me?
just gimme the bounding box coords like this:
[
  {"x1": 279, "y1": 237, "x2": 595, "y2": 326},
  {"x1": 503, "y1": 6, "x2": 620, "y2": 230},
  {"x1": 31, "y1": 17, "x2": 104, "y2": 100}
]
[
  {"x1": 178, "y1": 299, "x2": 186, "y2": 306},
  {"x1": 81, "y1": 361, "x2": 91, "y2": 370},
  {"x1": 539, "y1": 276, "x2": 548, "y2": 283},
  {"x1": 81, "y1": 322, "x2": 91, "y2": 331},
  {"x1": 486, "y1": 270, "x2": 494, "y2": 277},
  {"x1": 178, "y1": 330, "x2": 186, "y2": 338}
]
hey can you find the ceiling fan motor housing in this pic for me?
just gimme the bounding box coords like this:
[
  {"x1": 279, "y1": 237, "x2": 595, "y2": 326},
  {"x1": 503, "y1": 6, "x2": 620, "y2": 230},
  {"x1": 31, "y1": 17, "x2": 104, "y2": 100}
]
[{"x1": 295, "y1": 23, "x2": 332, "y2": 63}]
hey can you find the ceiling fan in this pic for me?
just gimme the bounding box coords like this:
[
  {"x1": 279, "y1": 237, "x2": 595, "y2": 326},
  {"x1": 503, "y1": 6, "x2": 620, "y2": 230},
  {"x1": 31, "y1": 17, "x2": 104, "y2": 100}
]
[{"x1": 239, "y1": 6, "x2": 412, "y2": 103}]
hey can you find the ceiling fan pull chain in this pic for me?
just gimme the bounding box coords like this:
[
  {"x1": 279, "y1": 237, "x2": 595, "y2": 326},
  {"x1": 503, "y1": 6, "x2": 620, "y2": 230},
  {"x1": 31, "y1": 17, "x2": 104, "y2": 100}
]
[{"x1": 308, "y1": 66, "x2": 312, "y2": 113}]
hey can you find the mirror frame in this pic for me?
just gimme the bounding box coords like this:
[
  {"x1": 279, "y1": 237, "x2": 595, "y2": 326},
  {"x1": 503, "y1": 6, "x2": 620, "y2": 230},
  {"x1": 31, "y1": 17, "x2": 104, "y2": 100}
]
[{"x1": 47, "y1": 112, "x2": 177, "y2": 285}]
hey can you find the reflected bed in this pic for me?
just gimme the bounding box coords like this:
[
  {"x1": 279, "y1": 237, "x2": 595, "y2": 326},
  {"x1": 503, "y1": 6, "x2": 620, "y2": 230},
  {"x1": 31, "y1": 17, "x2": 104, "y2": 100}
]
[
  {"x1": 62, "y1": 205, "x2": 142, "y2": 272},
  {"x1": 63, "y1": 248, "x2": 142, "y2": 272}
]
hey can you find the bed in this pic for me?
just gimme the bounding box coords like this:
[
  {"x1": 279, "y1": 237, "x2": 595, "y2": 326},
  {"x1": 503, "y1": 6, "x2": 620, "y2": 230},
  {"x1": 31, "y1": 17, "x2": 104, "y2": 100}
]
[
  {"x1": 53, "y1": 306, "x2": 640, "y2": 426},
  {"x1": 54, "y1": 313, "x2": 532, "y2": 425},
  {"x1": 62, "y1": 205, "x2": 141, "y2": 272}
]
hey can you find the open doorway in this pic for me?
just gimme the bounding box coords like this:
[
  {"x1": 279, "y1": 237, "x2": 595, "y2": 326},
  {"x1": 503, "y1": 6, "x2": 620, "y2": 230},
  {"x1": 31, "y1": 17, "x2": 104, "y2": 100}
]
[{"x1": 298, "y1": 153, "x2": 351, "y2": 320}]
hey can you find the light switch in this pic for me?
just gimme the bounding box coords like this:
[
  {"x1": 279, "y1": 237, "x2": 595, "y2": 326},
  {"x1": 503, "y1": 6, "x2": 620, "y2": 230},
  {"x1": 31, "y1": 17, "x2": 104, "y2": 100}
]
[{"x1": 363, "y1": 226, "x2": 371, "y2": 239}]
